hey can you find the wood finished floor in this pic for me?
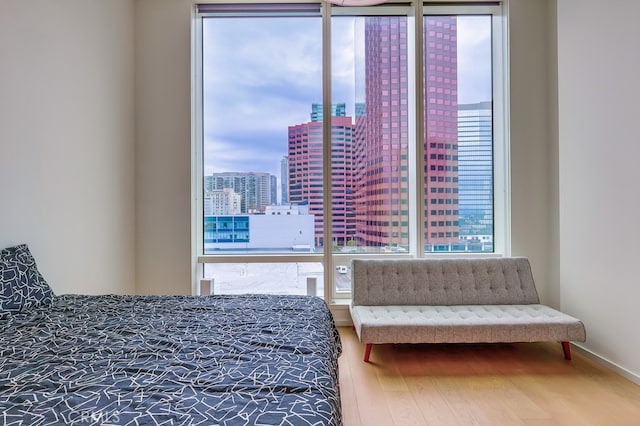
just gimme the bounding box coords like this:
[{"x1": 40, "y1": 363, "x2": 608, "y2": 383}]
[{"x1": 337, "y1": 326, "x2": 640, "y2": 426}]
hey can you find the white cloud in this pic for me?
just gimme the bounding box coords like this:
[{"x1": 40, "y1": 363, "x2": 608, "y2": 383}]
[
  {"x1": 456, "y1": 16, "x2": 492, "y2": 104},
  {"x1": 203, "y1": 17, "x2": 323, "y2": 146},
  {"x1": 201, "y1": 14, "x2": 494, "y2": 177}
]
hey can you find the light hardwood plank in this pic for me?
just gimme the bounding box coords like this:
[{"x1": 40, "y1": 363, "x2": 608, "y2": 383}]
[{"x1": 337, "y1": 327, "x2": 640, "y2": 426}]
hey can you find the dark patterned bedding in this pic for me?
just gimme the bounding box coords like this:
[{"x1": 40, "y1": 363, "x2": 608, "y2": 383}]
[{"x1": 0, "y1": 294, "x2": 342, "y2": 426}]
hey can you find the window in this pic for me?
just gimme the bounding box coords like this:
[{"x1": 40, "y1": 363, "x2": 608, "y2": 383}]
[{"x1": 194, "y1": 2, "x2": 508, "y2": 300}]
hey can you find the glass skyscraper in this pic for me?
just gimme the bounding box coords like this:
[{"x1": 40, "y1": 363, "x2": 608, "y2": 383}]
[
  {"x1": 458, "y1": 101, "x2": 493, "y2": 238},
  {"x1": 353, "y1": 16, "x2": 459, "y2": 248}
]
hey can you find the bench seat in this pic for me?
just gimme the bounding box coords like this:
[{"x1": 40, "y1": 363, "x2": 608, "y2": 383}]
[
  {"x1": 350, "y1": 257, "x2": 587, "y2": 362},
  {"x1": 351, "y1": 304, "x2": 586, "y2": 344}
]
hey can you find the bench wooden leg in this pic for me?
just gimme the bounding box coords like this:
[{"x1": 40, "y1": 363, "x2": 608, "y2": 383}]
[
  {"x1": 364, "y1": 343, "x2": 373, "y2": 362},
  {"x1": 561, "y1": 341, "x2": 572, "y2": 360}
]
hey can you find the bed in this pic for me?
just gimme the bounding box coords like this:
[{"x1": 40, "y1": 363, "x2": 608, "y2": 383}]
[{"x1": 0, "y1": 245, "x2": 342, "y2": 425}]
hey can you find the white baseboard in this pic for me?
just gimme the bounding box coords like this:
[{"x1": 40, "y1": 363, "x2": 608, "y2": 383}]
[
  {"x1": 329, "y1": 303, "x2": 353, "y2": 327},
  {"x1": 571, "y1": 343, "x2": 640, "y2": 386}
]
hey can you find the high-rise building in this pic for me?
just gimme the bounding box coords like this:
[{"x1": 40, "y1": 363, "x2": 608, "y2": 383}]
[
  {"x1": 269, "y1": 175, "x2": 277, "y2": 208},
  {"x1": 280, "y1": 156, "x2": 289, "y2": 205},
  {"x1": 353, "y1": 16, "x2": 459, "y2": 248},
  {"x1": 423, "y1": 16, "x2": 459, "y2": 246},
  {"x1": 288, "y1": 109, "x2": 355, "y2": 247},
  {"x1": 353, "y1": 16, "x2": 412, "y2": 248},
  {"x1": 458, "y1": 101, "x2": 493, "y2": 237},
  {"x1": 205, "y1": 172, "x2": 276, "y2": 214},
  {"x1": 286, "y1": 17, "x2": 460, "y2": 250}
]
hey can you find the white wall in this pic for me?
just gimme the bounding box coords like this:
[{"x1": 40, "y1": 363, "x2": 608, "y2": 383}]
[
  {"x1": 0, "y1": 1, "x2": 136, "y2": 295},
  {"x1": 135, "y1": 0, "x2": 193, "y2": 295},
  {"x1": 557, "y1": 0, "x2": 640, "y2": 379},
  {"x1": 546, "y1": 0, "x2": 561, "y2": 311},
  {"x1": 508, "y1": 0, "x2": 555, "y2": 304}
]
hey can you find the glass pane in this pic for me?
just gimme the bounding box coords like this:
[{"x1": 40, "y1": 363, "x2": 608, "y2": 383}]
[
  {"x1": 331, "y1": 15, "x2": 411, "y2": 255},
  {"x1": 203, "y1": 263, "x2": 324, "y2": 296},
  {"x1": 203, "y1": 15, "x2": 322, "y2": 254},
  {"x1": 423, "y1": 15, "x2": 494, "y2": 253},
  {"x1": 333, "y1": 259, "x2": 352, "y2": 293}
]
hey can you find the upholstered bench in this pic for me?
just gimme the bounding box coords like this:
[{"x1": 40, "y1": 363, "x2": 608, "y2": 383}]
[{"x1": 349, "y1": 257, "x2": 586, "y2": 362}]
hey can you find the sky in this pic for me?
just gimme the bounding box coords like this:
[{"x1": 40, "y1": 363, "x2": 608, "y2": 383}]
[{"x1": 202, "y1": 14, "x2": 492, "y2": 180}]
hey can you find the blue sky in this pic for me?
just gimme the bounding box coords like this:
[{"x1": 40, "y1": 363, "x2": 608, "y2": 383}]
[{"x1": 202, "y1": 15, "x2": 492, "y2": 179}]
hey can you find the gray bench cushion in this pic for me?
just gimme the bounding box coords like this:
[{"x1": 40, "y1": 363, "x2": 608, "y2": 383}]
[
  {"x1": 350, "y1": 304, "x2": 587, "y2": 344},
  {"x1": 350, "y1": 257, "x2": 587, "y2": 362},
  {"x1": 352, "y1": 257, "x2": 540, "y2": 306}
]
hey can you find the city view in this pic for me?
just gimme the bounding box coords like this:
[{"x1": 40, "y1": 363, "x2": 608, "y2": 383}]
[{"x1": 201, "y1": 10, "x2": 495, "y2": 295}]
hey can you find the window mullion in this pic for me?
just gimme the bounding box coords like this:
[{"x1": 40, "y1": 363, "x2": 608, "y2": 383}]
[
  {"x1": 322, "y1": 2, "x2": 335, "y2": 302},
  {"x1": 413, "y1": 1, "x2": 425, "y2": 257},
  {"x1": 192, "y1": 14, "x2": 205, "y2": 294}
]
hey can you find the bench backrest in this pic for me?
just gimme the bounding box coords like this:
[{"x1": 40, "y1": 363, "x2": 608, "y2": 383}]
[{"x1": 351, "y1": 257, "x2": 540, "y2": 306}]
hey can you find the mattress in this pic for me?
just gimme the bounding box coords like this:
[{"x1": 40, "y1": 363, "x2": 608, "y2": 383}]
[{"x1": 0, "y1": 294, "x2": 342, "y2": 425}]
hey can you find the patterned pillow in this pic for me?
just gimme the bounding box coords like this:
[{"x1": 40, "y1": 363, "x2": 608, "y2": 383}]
[{"x1": 0, "y1": 244, "x2": 55, "y2": 312}]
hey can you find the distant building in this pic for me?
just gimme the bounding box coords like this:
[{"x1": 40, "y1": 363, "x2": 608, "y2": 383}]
[
  {"x1": 265, "y1": 204, "x2": 308, "y2": 215},
  {"x1": 458, "y1": 101, "x2": 493, "y2": 237},
  {"x1": 288, "y1": 108, "x2": 355, "y2": 247},
  {"x1": 204, "y1": 213, "x2": 315, "y2": 252},
  {"x1": 205, "y1": 172, "x2": 276, "y2": 213},
  {"x1": 310, "y1": 103, "x2": 346, "y2": 122},
  {"x1": 270, "y1": 175, "x2": 277, "y2": 208},
  {"x1": 204, "y1": 188, "x2": 241, "y2": 215},
  {"x1": 280, "y1": 156, "x2": 289, "y2": 205}
]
